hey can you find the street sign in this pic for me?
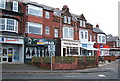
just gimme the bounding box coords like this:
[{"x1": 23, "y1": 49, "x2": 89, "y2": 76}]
[{"x1": 48, "y1": 45, "x2": 55, "y2": 51}]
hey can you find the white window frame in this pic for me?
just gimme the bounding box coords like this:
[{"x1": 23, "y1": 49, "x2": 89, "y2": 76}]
[
  {"x1": 79, "y1": 29, "x2": 88, "y2": 42},
  {"x1": 97, "y1": 34, "x2": 106, "y2": 44},
  {"x1": 27, "y1": 4, "x2": 43, "y2": 17},
  {"x1": 54, "y1": 29, "x2": 58, "y2": 38},
  {"x1": 85, "y1": 32, "x2": 88, "y2": 39},
  {"x1": 68, "y1": 17, "x2": 71, "y2": 24},
  {"x1": 45, "y1": 11, "x2": 50, "y2": 18},
  {"x1": 64, "y1": 16, "x2": 67, "y2": 23},
  {"x1": 26, "y1": 22, "x2": 42, "y2": 35},
  {"x1": 0, "y1": 0, "x2": 6, "y2": 9},
  {"x1": 12, "y1": 1, "x2": 18, "y2": 12},
  {"x1": 45, "y1": 26, "x2": 50, "y2": 34},
  {"x1": 83, "y1": 21, "x2": 86, "y2": 27},
  {"x1": 63, "y1": 27, "x2": 74, "y2": 40},
  {"x1": 90, "y1": 34, "x2": 92, "y2": 42},
  {"x1": 0, "y1": 18, "x2": 18, "y2": 33},
  {"x1": 80, "y1": 20, "x2": 82, "y2": 27}
]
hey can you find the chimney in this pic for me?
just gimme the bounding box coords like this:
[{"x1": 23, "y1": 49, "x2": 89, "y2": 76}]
[
  {"x1": 62, "y1": 5, "x2": 69, "y2": 11},
  {"x1": 96, "y1": 24, "x2": 99, "y2": 28}
]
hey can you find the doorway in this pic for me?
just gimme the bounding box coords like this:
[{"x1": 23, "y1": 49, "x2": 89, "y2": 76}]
[{"x1": 63, "y1": 48, "x2": 66, "y2": 56}]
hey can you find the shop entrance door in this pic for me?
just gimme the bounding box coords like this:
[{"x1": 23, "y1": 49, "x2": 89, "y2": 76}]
[
  {"x1": 2, "y1": 48, "x2": 8, "y2": 63},
  {"x1": 2, "y1": 48, "x2": 14, "y2": 63}
]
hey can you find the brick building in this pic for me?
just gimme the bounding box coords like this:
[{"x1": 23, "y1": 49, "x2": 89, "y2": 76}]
[{"x1": 0, "y1": 0, "x2": 24, "y2": 63}]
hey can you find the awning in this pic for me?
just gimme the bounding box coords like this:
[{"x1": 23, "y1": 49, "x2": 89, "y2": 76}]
[{"x1": 81, "y1": 47, "x2": 98, "y2": 50}]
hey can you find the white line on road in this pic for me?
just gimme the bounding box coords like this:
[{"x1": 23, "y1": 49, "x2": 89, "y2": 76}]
[{"x1": 98, "y1": 74, "x2": 106, "y2": 77}]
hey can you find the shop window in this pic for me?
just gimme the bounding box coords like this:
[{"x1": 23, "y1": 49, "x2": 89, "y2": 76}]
[
  {"x1": 26, "y1": 22, "x2": 42, "y2": 35},
  {"x1": 45, "y1": 11, "x2": 50, "y2": 18},
  {"x1": 45, "y1": 26, "x2": 50, "y2": 34},
  {"x1": 0, "y1": 0, "x2": 6, "y2": 9},
  {"x1": 27, "y1": 4, "x2": 43, "y2": 17},
  {"x1": 66, "y1": 47, "x2": 78, "y2": 56},
  {"x1": 0, "y1": 18, "x2": 18, "y2": 33},
  {"x1": 54, "y1": 29, "x2": 58, "y2": 38},
  {"x1": 12, "y1": 1, "x2": 18, "y2": 12}
]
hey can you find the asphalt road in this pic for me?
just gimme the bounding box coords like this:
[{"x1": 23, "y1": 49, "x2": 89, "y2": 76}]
[{"x1": 2, "y1": 60, "x2": 119, "y2": 80}]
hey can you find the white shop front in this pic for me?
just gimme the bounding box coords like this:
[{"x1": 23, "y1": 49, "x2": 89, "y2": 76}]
[
  {"x1": 0, "y1": 36, "x2": 24, "y2": 63},
  {"x1": 61, "y1": 40, "x2": 80, "y2": 56}
]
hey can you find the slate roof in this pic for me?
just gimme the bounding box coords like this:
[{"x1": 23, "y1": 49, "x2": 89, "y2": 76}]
[
  {"x1": 93, "y1": 27, "x2": 105, "y2": 34},
  {"x1": 107, "y1": 34, "x2": 117, "y2": 41}
]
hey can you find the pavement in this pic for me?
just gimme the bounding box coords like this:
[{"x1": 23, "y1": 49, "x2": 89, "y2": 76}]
[{"x1": 1, "y1": 60, "x2": 118, "y2": 73}]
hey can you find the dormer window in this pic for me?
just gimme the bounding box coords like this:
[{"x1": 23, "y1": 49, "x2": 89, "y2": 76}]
[
  {"x1": 12, "y1": 1, "x2": 18, "y2": 12},
  {"x1": 0, "y1": 0, "x2": 6, "y2": 9},
  {"x1": 83, "y1": 21, "x2": 86, "y2": 27},
  {"x1": 68, "y1": 17, "x2": 71, "y2": 24},
  {"x1": 64, "y1": 16, "x2": 67, "y2": 23},
  {"x1": 80, "y1": 20, "x2": 82, "y2": 27}
]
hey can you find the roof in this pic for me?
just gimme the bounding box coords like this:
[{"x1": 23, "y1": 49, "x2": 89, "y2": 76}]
[
  {"x1": 107, "y1": 34, "x2": 117, "y2": 41},
  {"x1": 93, "y1": 27, "x2": 105, "y2": 34}
]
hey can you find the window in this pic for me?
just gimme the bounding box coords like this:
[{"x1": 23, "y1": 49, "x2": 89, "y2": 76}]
[
  {"x1": 13, "y1": 1, "x2": 18, "y2": 12},
  {"x1": 94, "y1": 36, "x2": 96, "y2": 41},
  {"x1": 54, "y1": 29, "x2": 58, "y2": 38},
  {"x1": 90, "y1": 34, "x2": 92, "y2": 42},
  {"x1": 27, "y1": 5, "x2": 43, "y2": 17},
  {"x1": 99, "y1": 36, "x2": 101, "y2": 42},
  {"x1": 81, "y1": 32, "x2": 84, "y2": 39},
  {"x1": 85, "y1": 32, "x2": 87, "y2": 39},
  {"x1": 102, "y1": 36, "x2": 106, "y2": 42},
  {"x1": 83, "y1": 21, "x2": 86, "y2": 27},
  {"x1": 66, "y1": 47, "x2": 78, "y2": 56},
  {"x1": 80, "y1": 20, "x2": 82, "y2": 27},
  {"x1": 0, "y1": 0, "x2": 5, "y2": 9},
  {"x1": 63, "y1": 27, "x2": 73, "y2": 38},
  {"x1": 68, "y1": 17, "x2": 71, "y2": 24},
  {"x1": 45, "y1": 11, "x2": 50, "y2": 18},
  {"x1": 26, "y1": 22, "x2": 42, "y2": 35},
  {"x1": 0, "y1": 18, "x2": 18, "y2": 33},
  {"x1": 64, "y1": 16, "x2": 67, "y2": 23},
  {"x1": 45, "y1": 26, "x2": 50, "y2": 34}
]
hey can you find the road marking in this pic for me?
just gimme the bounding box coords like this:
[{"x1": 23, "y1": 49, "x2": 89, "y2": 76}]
[
  {"x1": 64, "y1": 75, "x2": 76, "y2": 77},
  {"x1": 98, "y1": 74, "x2": 106, "y2": 77}
]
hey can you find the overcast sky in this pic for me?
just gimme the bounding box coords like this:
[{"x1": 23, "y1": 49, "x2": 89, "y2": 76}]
[{"x1": 29, "y1": 0, "x2": 119, "y2": 36}]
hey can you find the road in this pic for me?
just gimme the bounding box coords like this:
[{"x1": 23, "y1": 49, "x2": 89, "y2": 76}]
[{"x1": 2, "y1": 60, "x2": 119, "y2": 80}]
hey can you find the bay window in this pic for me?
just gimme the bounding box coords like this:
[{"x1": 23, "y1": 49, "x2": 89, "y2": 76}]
[
  {"x1": 63, "y1": 27, "x2": 73, "y2": 39},
  {"x1": 27, "y1": 5, "x2": 43, "y2": 17},
  {"x1": 0, "y1": 18, "x2": 18, "y2": 33},
  {"x1": 85, "y1": 32, "x2": 88, "y2": 39},
  {"x1": 0, "y1": 0, "x2": 6, "y2": 9},
  {"x1": 26, "y1": 22, "x2": 42, "y2": 35},
  {"x1": 12, "y1": 1, "x2": 18, "y2": 12}
]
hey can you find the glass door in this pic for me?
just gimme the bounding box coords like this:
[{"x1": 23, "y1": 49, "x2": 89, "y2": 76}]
[
  {"x1": 8, "y1": 48, "x2": 13, "y2": 62},
  {"x1": 2, "y1": 48, "x2": 8, "y2": 63}
]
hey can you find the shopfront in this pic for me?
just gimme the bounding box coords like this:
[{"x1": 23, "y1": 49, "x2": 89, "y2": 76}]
[
  {"x1": 61, "y1": 40, "x2": 80, "y2": 56},
  {"x1": 24, "y1": 37, "x2": 56, "y2": 63},
  {"x1": 80, "y1": 42, "x2": 98, "y2": 56},
  {"x1": 0, "y1": 36, "x2": 24, "y2": 63}
]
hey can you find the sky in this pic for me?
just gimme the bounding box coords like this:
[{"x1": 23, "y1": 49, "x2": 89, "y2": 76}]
[{"x1": 29, "y1": 0, "x2": 119, "y2": 36}]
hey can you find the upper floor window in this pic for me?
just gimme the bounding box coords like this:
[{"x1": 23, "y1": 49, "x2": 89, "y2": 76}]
[
  {"x1": 45, "y1": 11, "x2": 50, "y2": 18},
  {"x1": 64, "y1": 16, "x2": 67, "y2": 23},
  {"x1": 90, "y1": 34, "x2": 92, "y2": 42},
  {"x1": 83, "y1": 21, "x2": 86, "y2": 27},
  {"x1": 27, "y1": 5, "x2": 43, "y2": 17},
  {"x1": 54, "y1": 29, "x2": 58, "y2": 38},
  {"x1": 26, "y1": 22, "x2": 42, "y2": 35},
  {"x1": 0, "y1": 0, "x2": 6, "y2": 9},
  {"x1": 99, "y1": 36, "x2": 101, "y2": 42},
  {"x1": 68, "y1": 17, "x2": 71, "y2": 24},
  {"x1": 80, "y1": 20, "x2": 82, "y2": 27},
  {"x1": 81, "y1": 32, "x2": 84, "y2": 39},
  {"x1": 12, "y1": 1, "x2": 18, "y2": 12},
  {"x1": 0, "y1": 18, "x2": 18, "y2": 33},
  {"x1": 85, "y1": 32, "x2": 87, "y2": 39},
  {"x1": 63, "y1": 27, "x2": 73, "y2": 39},
  {"x1": 102, "y1": 36, "x2": 106, "y2": 42},
  {"x1": 45, "y1": 26, "x2": 50, "y2": 34}
]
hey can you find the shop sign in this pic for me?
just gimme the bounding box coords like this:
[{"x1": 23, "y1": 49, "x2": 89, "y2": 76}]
[
  {"x1": 82, "y1": 44, "x2": 87, "y2": 47},
  {"x1": 100, "y1": 45, "x2": 104, "y2": 48},
  {"x1": 64, "y1": 42, "x2": 79, "y2": 46},
  {"x1": 0, "y1": 37, "x2": 23, "y2": 44},
  {"x1": 37, "y1": 39, "x2": 45, "y2": 45}
]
